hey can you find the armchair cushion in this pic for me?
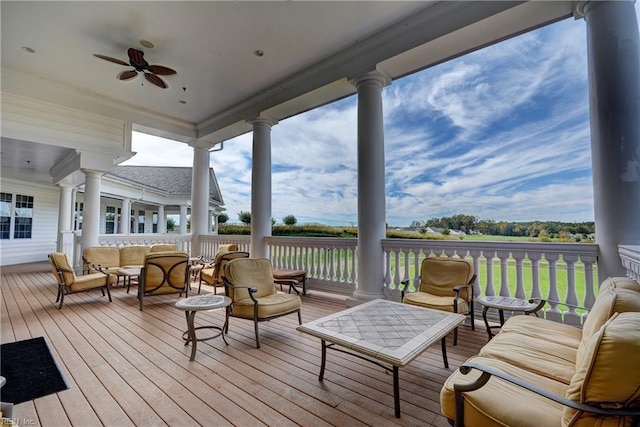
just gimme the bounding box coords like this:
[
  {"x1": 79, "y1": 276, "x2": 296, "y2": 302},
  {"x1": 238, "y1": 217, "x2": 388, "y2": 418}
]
[
  {"x1": 225, "y1": 258, "x2": 277, "y2": 300},
  {"x1": 402, "y1": 292, "x2": 470, "y2": 314},
  {"x1": 419, "y1": 257, "x2": 474, "y2": 300},
  {"x1": 499, "y1": 315, "x2": 583, "y2": 349},
  {"x1": 231, "y1": 292, "x2": 302, "y2": 318}
]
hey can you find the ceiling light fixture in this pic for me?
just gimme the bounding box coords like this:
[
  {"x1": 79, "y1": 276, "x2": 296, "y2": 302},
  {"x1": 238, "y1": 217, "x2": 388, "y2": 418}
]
[
  {"x1": 139, "y1": 40, "x2": 154, "y2": 49},
  {"x1": 21, "y1": 46, "x2": 35, "y2": 53},
  {"x1": 254, "y1": 50, "x2": 264, "y2": 57}
]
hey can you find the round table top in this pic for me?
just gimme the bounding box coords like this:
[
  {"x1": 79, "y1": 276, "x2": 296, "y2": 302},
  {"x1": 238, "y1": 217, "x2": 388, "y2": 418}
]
[
  {"x1": 175, "y1": 294, "x2": 231, "y2": 311},
  {"x1": 477, "y1": 295, "x2": 540, "y2": 311}
]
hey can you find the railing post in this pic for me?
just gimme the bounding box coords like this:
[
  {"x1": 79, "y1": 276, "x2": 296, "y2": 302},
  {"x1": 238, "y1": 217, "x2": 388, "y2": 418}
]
[
  {"x1": 512, "y1": 251, "x2": 526, "y2": 299},
  {"x1": 545, "y1": 253, "x2": 562, "y2": 322}
]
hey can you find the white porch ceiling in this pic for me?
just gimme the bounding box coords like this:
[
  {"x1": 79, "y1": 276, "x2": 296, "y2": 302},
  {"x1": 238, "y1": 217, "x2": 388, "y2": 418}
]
[{"x1": 1, "y1": 1, "x2": 574, "y2": 181}]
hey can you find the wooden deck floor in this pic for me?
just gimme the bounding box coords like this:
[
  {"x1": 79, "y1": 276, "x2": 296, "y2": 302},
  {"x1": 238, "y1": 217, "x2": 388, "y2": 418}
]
[{"x1": 1, "y1": 265, "x2": 486, "y2": 426}]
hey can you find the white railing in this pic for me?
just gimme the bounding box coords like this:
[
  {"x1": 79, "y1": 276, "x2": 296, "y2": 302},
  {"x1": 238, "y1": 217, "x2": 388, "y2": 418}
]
[
  {"x1": 266, "y1": 236, "x2": 358, "y2": 296},
  {"x1": 200, "y1": 235, "x2": 600, "y2": 325},
  {"x1": 198, "y1": 235, "x2": 251, "y2": 260},
  {"x1": 619, "y1": 244, "x2": 640, "y2": 280},
  {"x1": 382, "y1": 239, "x2": 599, "y2": 326},
  {"x1": 73, "y1": 233, "x2": 194, "y2": 267}
]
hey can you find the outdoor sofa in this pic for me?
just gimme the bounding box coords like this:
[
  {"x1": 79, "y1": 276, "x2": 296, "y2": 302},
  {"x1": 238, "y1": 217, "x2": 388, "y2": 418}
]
[{"x1": 440, "y1": 276, "x2": 640, "y2": 427}]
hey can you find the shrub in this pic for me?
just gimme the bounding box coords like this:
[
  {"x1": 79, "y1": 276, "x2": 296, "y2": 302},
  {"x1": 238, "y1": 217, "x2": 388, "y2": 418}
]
[{"x1": 283, "y1": 215, "x2": 297, "y2": 226}]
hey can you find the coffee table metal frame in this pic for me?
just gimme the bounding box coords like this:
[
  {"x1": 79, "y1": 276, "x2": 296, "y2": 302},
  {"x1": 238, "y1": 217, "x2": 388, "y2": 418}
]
[
  {"x1": 297, "y1": 299, "x2": 465, "y2": 418},
  {"x1": 175, "y1": 294, "x2": 232, "y2": 361},
  {"x1": 477, "y1": 295, "x2": 545, "y2": 340}
]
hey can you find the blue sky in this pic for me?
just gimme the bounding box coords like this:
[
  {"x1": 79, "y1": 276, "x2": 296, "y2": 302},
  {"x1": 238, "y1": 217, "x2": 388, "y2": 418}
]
[{"x1": 126, "y1": 16, "x2": 608, "y2": 226}]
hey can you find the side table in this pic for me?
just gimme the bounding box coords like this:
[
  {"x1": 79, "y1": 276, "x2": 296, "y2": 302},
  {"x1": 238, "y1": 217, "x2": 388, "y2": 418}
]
[
  {"x1": 273, "y1": 269, "x2": 308, "y2": 295},
  {"x1": 175, "y1": 294, "x2": 231, "y2": 361},
  {"x1": 477, "y1": 296, "x2": 545, "y2": 340}
]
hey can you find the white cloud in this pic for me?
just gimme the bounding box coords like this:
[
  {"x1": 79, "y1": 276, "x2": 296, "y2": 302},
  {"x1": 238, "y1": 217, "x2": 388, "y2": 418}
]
[{"x1": 128, "y1": 17, "x2": 596, "y2": 227}]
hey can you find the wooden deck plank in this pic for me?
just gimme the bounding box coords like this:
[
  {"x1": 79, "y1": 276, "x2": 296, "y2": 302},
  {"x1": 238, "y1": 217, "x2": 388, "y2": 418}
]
[{"x1": 1, "y1": 268, "x2": 486, "y2": 426}]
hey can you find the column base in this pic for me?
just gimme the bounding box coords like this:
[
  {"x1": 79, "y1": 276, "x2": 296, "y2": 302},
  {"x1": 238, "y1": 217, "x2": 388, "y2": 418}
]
[{"x1": 346, "y1": 289, "x2": 386, "y2": 307}]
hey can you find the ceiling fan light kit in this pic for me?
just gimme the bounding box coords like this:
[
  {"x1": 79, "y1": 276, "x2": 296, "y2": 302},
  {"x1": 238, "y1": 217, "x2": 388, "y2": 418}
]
[{"x1": 93, "y1": 48, "x2": 176, "y2": 89}]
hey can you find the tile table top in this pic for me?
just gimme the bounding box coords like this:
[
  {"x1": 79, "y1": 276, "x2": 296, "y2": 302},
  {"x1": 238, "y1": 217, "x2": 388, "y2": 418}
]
[{"x1": 298, "y1": 299, "x2": 464, "y2": 367}]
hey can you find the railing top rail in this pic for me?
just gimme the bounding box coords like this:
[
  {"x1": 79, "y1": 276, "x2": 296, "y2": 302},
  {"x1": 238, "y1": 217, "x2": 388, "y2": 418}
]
[
  {"x1": 266, "y1": 236, "x2": 357, "y2": 246},
  {"x1": 382, "y1": 238, "x2": 598, "y2": 256}
]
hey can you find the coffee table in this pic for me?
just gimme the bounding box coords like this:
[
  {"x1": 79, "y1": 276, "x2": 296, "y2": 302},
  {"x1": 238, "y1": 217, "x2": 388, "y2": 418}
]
[
  {"x1": 175, "y1": 294, "x2": 231, "y2": 361},
  {"x1": 477, "y1": 295, "x2": 545, "y2": 340},
  {"x1": 119, "y1": 267, "x2": 141, "y2": 293},
  {"x1": 297, "y1": 299, "x2": 465, "y2": 418}
]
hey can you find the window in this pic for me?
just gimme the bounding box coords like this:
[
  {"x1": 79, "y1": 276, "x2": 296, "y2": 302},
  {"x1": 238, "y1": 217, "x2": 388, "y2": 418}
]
[
  {"x1": 138, "y1": 210, "x2": 145, "y2": 233},
  {"x1": 105, "y1": 206, "x2": 116, "y2": 234},
  {"x1": 0, "y1": 193, "x2": 34, "y2": 239},
  {"x1": 152, "y1": 212, "x2": 158, "y2": 233},
  {"x1": 75, "y1": 202, "x2": 83, "y2": 230},
  {"x1": 0, "y1": 193, "x2": 12, "y2": 239}
]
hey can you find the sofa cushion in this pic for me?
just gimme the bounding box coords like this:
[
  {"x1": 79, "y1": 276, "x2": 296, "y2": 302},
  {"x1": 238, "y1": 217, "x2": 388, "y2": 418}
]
[
  {"x1": 563, "y1": 312, "x2": 640, "y2": 426},
  {"x1": 500, "y1": 315, "x2": 582, "y2": 349},
  {"x1": 83, "y1": 246, "x2": 120, "y2": 270},
  {"x1": 599, "y1": 276, "x2": 640, "y2": 293},
  {"x1": 578, "y1": 287, "x2": 640, "y2": 363},
  {"x1": 441, "y1": 355, "x2": 567, "y2": 427},
  {"x1": 478, "y1": 331, "x2": 577, "y2": 384},
  {"x1": 120, "y1": 245, "x2": 150, "y2": 268}
]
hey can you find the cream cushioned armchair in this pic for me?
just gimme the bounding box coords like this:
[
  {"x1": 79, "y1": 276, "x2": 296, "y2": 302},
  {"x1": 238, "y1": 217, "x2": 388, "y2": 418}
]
[
  {"x1": 401, "y1": 257, "x2": 476, "y2": 345},
  {"x1": 49, "y1": 252, "x2": 116, "y2": 309},
  {"x1": 223, "y1": 258, "x2": 302, "y2": 348}
]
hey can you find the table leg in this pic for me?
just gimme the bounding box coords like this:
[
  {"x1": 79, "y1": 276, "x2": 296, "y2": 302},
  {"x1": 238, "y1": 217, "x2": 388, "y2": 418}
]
[
  {"x1": 499, "y1": 309, "x2": 505, "y2": 326},
  {"x1": 186, "y1": 310, "x2": 198, "y2": 361},
  {"x1": 319, "y1": 340, "x2": 327, "y2": 381},
  {"x1": 441, "y1": 336, "x2": 449, "y2": 369},
  {"x1": 482, "y1": 305, "x2": 493, "y2": 340},
  {"x1": 393, "y1": 366, "x2": 400, "y2": 418}
]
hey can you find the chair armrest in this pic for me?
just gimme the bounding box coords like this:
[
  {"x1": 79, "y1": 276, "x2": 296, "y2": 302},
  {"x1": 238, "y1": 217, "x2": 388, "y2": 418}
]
[
  {"x1": 453, "y1": 362, "x2": 640, "y2": 427},
  {"x1": 400, "y1": 279, "x2": 412, "y2": 299},
  {"x1": 274, "y1": 279, "x2": 301, "y2": 295},
  {"x1": 452, "y1": 283, "x2": 474, "y2": 301}
]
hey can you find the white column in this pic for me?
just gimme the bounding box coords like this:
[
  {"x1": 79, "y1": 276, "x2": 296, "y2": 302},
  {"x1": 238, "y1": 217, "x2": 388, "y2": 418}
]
[
  {"x1": 57, "y1": 185, "x2": 73, "y2": 251},
  {"x1": 191, "y1": 142, "x2": 211, "y2": 254},
  {"x1": 250, "y1": 116, "x2": 278, "y2": 259},
  {"x1": 349, "y1": 71, "x2": 390, "y2": 304},
  {"x1": 179, "y1": 205, "x2": 188, "y2": 234},
  {"x1": 81, "y1": 169, "x2": 102, "y2": 250},
  {"x1": 121, "y1": 198, "x2": 130, "y2": 235},
  {"x1": 579, "y1": 0, "x2": 640, "y2": 280},
  {"x1": 157, "y1": 205, "x2": 166, "y2": 234}
]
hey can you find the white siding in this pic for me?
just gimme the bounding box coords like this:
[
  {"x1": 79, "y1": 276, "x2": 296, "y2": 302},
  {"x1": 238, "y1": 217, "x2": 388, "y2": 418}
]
[{"x1": 0, "y1": 179, "x2": 59, "y2": 266}]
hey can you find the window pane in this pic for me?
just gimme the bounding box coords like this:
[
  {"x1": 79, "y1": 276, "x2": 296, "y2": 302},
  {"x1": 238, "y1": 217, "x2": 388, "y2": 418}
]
[
  {"x1": 0, "y1": 193, "x2": 12, "y2": 217},
  {"x1": 14, "y1": 217, "x2": 32, "y2": 239},
  {"x1": 0, "y1": 216, "x2": 10, "y2": 239}
]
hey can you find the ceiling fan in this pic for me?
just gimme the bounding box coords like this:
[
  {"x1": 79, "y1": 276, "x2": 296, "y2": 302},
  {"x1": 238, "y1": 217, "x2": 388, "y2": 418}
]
[{"x1": 93, "y1": 48, "x2": 176, "y2": 89}]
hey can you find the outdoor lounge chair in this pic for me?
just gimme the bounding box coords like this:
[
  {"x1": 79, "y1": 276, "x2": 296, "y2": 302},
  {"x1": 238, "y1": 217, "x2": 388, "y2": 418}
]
[
  {"x1": 49, "y1": 252, "x2": 116, "y2": 309},
  {"x1": 138, "y1": 251, "x2": 190, "y2": 311},
  {"x1": 401, "y1": 257, "x2": 476, "y2": 346},
  {"x1": 223, "y1": 258, "x2": 302, "y2": 348},
  {"x1": 199, "y1": 250, "x2": 249, "y2": 294}
]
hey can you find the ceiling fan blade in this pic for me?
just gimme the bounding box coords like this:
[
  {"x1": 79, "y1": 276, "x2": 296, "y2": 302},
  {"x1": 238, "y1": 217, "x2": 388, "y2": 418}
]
[
  {"x1": 118, "y1": 70, "x2": 138, "y2": 81},
  {"x1": 93, "y1": 54, "x2": 129, "y2": 66},
  {"x1": 147, "y1": 65, "x2": 177, "y2": 75},
  {"x1": 144, "y1": 73, "x2": 168, "y2": 89},
  {"x1": 127, "y1": 48, "x2": 148, "y2": 68}
]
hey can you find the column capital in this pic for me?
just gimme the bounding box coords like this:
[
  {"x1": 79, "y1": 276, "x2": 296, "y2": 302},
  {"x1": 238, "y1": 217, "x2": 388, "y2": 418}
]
[
  {"x1": 351, "y1": 70, "x2": 391, "y2": 90},
  {"x1": 247, "y1": 115, "x2": 278, "y2": 128},
  {"x1": 574, "y1": 1, "x2": 596, "y2": 18}
]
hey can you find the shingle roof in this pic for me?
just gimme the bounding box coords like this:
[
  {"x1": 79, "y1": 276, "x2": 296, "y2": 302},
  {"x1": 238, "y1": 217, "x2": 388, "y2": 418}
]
[
  {"x1": 108, "y1": 165, "x2": 224, "y2": 205},
  {"x1": 110, "y1": 166, "x2": 194, "y2": 194}
]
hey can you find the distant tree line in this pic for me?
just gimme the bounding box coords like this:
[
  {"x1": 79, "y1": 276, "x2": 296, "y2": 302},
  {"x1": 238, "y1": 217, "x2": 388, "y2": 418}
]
[{"x1": 410, "y1": 214, "x2": 595, "y2": 238}]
